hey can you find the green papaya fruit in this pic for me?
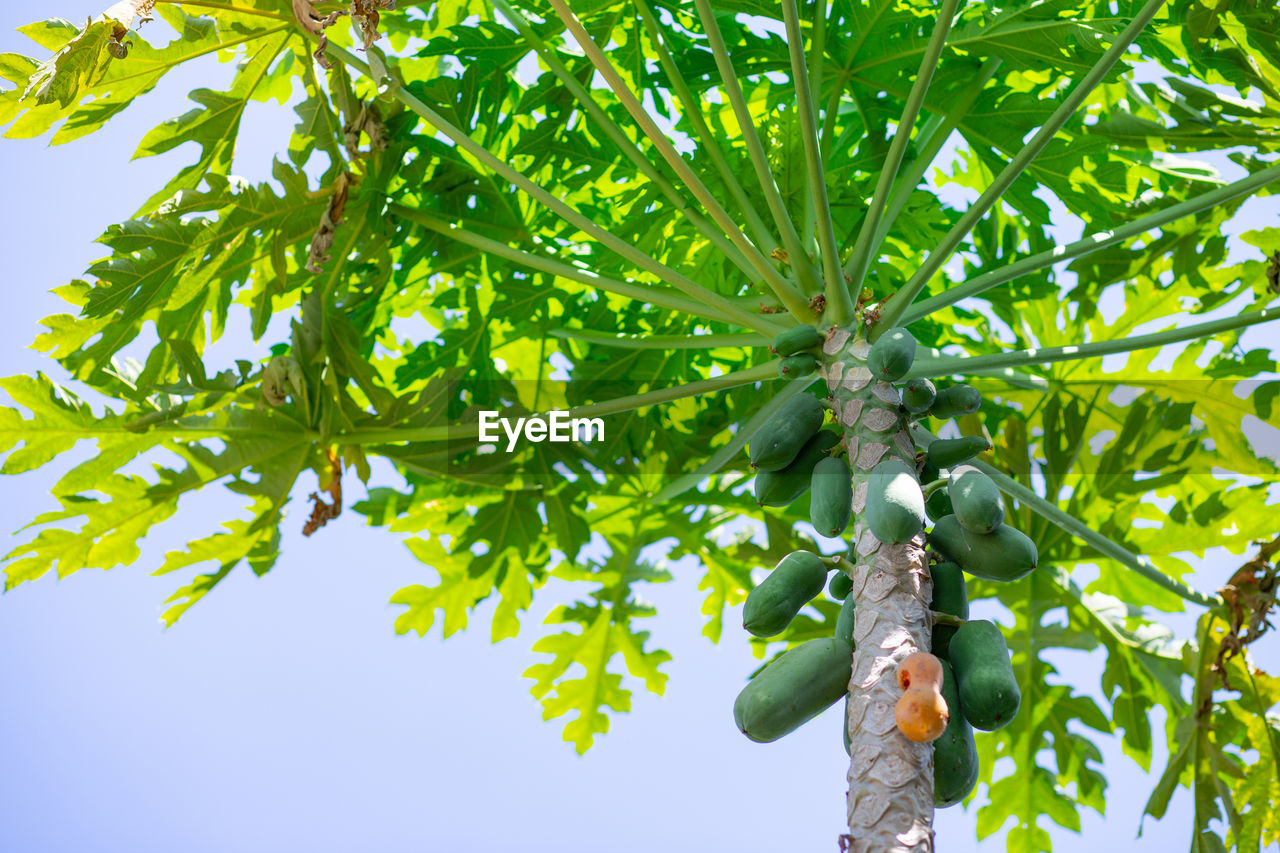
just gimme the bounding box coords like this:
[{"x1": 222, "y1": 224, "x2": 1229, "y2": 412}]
[
  {"x1": 834, "y1": 593, "x2": 855, "y2": 646},
  {"x1": 755, "y1": 428, "x2": 840, "y2": 507},
  {"x1": 948, "y1": 465, "x2": 1005, "y2": 534},
  {"x1": 920, "y1": 456, "x2": 941, "y2": 486},
  {"x1": 828, "y1": 570, "x2": 853, "y2": 601},
  {"x1": 902, "y1": 378, "x2": 936, "y2": 414},
  {"x1": 930, "y1": 561, "x2": 968, "y2": 618},
  {"x1": 928, "y1": 515, "x2": 1037, "y2": 582},
  {"x1": 836, "y1": 599, "x2": 858, "y2": 755},
  {"x1": 926, "y1": 436, "x2": 991, "y2": 469},
  {"x1": 867, "y1": 328, "x2": 917, "y2": 382},
  {"x1": 770, "y1": 324, "x2": 822, "y2": 356},
  {"x1": 733, "y1": 637, "x2": 854, "y2": 742},
  {"x1": 865, "y1": 458, "x2": 925, "y2": 544},
  {"x1": 742, "y1": 551, "x2": 828, "y2": 637},
  {"x1": 924, "y1": 488, "x2": 953, "y2": 522},
  {"x1": 842, "y1": 693, "x2": 852, "y2": 756},
  {"x1": 933, "y1": 659, "x2": 979, "y2": 807},
  {"x1": 749, "y1": 394, "x2": 826, "y2": 470},
  {"x1": 778, "y1": 353, "x2": 819, "y2": 378},
  {"x1": 931, "y1": 626, "x2": 957, "y2": 661},
  {"x1": 929, "y1": 561, "x2": 968, "y2": 659},
  {"x1": 948, "y1": 619, "x2": 1020, "y2": 731},
  {"x1": 810, "y1": 455, "x2": 852, "y2": 537},
  {"x1": 929, "y1": 384, "x2": 981, "y2": 420}
]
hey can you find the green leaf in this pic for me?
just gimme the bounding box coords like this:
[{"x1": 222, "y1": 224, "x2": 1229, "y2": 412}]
[
  {"x1": 0, "y1": 373, "x2": 156, "y2": 475},
  {"x1": 131, "y1": 30, "x2": 290, "y2": 212},
  {"x1": 524, "y1": 589, "x2": 671, "y2": 753},
  {"x1": 5, "y1": 0, "x2": 1280, "y2": 828},
  {"x1": 391, "y1": 536, "x2": 496, "y2": 639}
]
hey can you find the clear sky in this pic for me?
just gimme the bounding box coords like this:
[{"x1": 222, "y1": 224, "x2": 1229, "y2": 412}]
[{"x1": 1, "y1": 5, "x2": 1276, "y2": 853}]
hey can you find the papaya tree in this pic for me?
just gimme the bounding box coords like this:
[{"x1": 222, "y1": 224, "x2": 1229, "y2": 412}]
[{"x1": 2, "y1": 0, "x2": 1279, "y2": 850}]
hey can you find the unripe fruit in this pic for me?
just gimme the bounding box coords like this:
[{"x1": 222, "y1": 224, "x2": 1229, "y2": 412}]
[
  {"x1": 925, "y1": 488, "x2": 953, "y2": 522},
  {"x1": 920, "y1": 456, "x2": 941, "y2": 486},
  {"x1": 933, "y1": 659, "x2": 979, "y2": 807},
  {"x1": 865, "y1": 458, "x2": 926, "y2": 544},
  {"x1": 930, "y1": 515, "x2": 1038, "y2": 582},
  {"x1": 754, "y1": 429, "x2": 841, "y2": 507},
  {"x1": 926, "y1": 436, "x2": 991, "y2": 469},
  {"x1": 742, "y1": 551, "x2": 828, "y2": 637},
  {"x1": 778, "y1": 353, "x2": 819, "y2": 378},
  {"x1": 948, "y1": 465, "x2": 1005, "y2": 534},
  {"x1": 810, "y1": 455, "x2": 853, "y2": 537},
  {"x1": 733, "y1": 638, "x2": 854, "y2": 742},
  {"x1": 929, "y1": 384, "x2": 981, "y2": 420},
  {"x1": 929, "y1": 561, "x2": 968, "y2": 659},
  {"x1": 834, "y1": 593, "x2": 856, "y2": 645},
  {"x1": 867, "y1": 328, "x2": 917, "y2": 382},
  {"x1": 770, "y1": 324, "x2": 822, "y2": 356},
  {"x1": 948, "y1": 620, "x2": 1020, "y2": 731},
  {"x1": 749, "y1": 394, "x2": 825, "y2": 470},
  {"x1": 828, "y1": 570, "x2": 853, "y2": 601},
  {"x1": 902, "y1": 377, "x2": 936, "y2": 414}
]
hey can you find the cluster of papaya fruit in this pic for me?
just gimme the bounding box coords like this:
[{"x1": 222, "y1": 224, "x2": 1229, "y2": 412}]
[
  {"x1": 732, "y1": 323, "x2": 1035, "y2": 807},
  {"x1": 922, "y1": 564, "x2": 1023, "y2": 806},
  {"x1": 751, "y1": 324, "x2": 849, "y2": 535},
  {"x1": 752, "y1": 323, "x2": 1040, "y2": 566},
  {"x1": 732, "y1": 548, "x2": 1020, "y2": 806}
]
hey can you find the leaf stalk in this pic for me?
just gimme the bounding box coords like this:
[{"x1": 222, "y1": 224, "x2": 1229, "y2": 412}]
[
  {"x1": 546, "y1": 0, "x2": 813, "y2": 320},
  {"x1": 910, "y1": 308, "x2": 1280, "y2": 377},
  {"x1": 350, "y1": 362, "x2": 783, "y2": 445},
  {"x1": 842, "y1": 0, "x2": 962, "y2": 302},
  {"x1": 322, "y1": 42, "x2": 779, "y2": 335},
  {"x1": 912, "y1": 426, "x2": 1224, "y2": 608},
  {"x1": 781, "y1": 0, "x2": 851, "y2": 323},
  {"x1": 904, "y1": 162, "x2": 1280, "y2": 322},
  {"x1": 692, "y1": 0, "x2": 824, "y2": 302},
  {"x1": 872, "y1": 0, "x2": 1168, "y2": 337}
]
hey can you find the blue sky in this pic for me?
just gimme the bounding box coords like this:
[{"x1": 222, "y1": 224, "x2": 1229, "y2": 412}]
[{"x1": 1, "y1": 5, "x2": 1277, "y2": 852}]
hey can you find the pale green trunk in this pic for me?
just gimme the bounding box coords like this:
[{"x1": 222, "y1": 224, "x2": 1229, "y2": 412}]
[{"x1": 823, "y1": 327, "x2": 935, "y2": 852}]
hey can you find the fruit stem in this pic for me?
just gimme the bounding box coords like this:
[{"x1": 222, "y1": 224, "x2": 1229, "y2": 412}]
[
  {"x1": 930, "y1": 611, "x2": 965, "y2": 628},
  {"x1": 921, "y1": 478, "x2": 948, "y2": 497}
]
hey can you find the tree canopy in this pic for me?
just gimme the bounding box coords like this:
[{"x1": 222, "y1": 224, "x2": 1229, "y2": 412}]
[{"x1": 1, "y1": 1, "x2": 1278, "y2": 850}]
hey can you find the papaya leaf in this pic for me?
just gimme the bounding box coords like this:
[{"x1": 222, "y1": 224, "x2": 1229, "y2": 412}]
[
  {"x1": 523, "y1": 561, "x2": 672, "y2": 753},
  {"x1": 3, "y1": 2, "x2": 1280, "y2": 844},
  {"x1": 391, "y1": 537, "x2": 502, "y2": 640},
  {"x1": 132, "y1": 30, "x2": 291, "y2": 213},
  {"x1": 695, "y1": 548, "x2": 753, "y2": 643}
]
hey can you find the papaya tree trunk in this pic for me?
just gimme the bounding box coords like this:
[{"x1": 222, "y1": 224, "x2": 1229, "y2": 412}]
[{"x1": 823, "y1": 328, "x2": 935, "y2": 852}]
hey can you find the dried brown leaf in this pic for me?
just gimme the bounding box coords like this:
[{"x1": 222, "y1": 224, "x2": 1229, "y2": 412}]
[{"x1": 307, "y1": 173, "x2": 353, "y2": 274}]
